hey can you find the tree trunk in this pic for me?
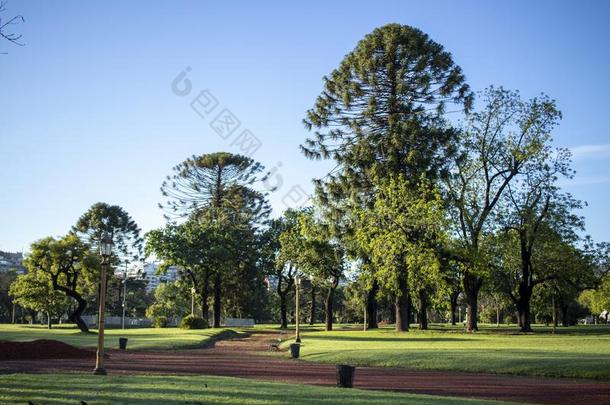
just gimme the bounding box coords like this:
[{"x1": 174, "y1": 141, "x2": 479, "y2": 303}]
[
  {"x1": 279, "y1": 292, "x2": 288, "y2": 329},
  {"x1": 200, "y1": 271, "x2": 210, "y2": 327},
  {"x1": 212, "y1": 272, "x2": 222, "y2": 328},
  {"x1": 516, "y1": 286, "x2": 533, "y2": 332},
  {"x1": 418, "y1": 289, "x2": 428, "y2": 330},
  {"x1": 309, "y1": 285, "x2": 316, "y2": 325},
  {"x1": 67, "y1": 293, "x2": 89, "y2": 332},
  {"x1": 560, "y1": 302, "x2": 569, "y2": 327},
  {"x1": 47, "y1": 312, "x2": 52, "y2": 329},
  {"x1": 366, "y1": 280, "x2": 379, "y2": 329},
  {"x1": 463, "y1": 272, "x2": 482, "y2": 332},
  {"x1": 450, "y1": 289, "x2": 459, "y2": 326},
  {"x1": 395, "y1": 268, "x2": 410, "y2": 331},
  {"x1": 325, "y1": 285, "x2": 336, "y2": 331}
]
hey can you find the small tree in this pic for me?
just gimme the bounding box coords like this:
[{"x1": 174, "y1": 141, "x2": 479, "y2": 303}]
[
  {"x1": 279, "y1": 208, "x2": 345, "y2": 331},
  {"x1": 9, "y1": 271, "x2": 69, "y2": 329},
  {"x1": 24, "y1": 234, "x2": 99, "y2": 332}
]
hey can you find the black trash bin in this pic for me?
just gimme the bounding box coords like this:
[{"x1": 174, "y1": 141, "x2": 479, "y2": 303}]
[
  {"x1": 289, "y1": 343, "x2": 300, "y2": 359},
  {"x1": 336, "y1": 364, "x2": 355, "y2": 388},
  {"x1": 119, "y1": 337, "x2": 128, "y2": 350}
]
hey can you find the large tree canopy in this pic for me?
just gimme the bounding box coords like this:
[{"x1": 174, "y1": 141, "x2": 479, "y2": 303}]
[
  {"x1": 445, "y1": 86, "x2": 562, "y2": 332},
  {"x1": 73, "y1": 202, "x2": 143, "y2": 265},
  {"x1": 160, "y1": 152, "x2": 270, "y2": 223}
]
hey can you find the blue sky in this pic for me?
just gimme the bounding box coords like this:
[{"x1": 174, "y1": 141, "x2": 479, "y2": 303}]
[{"x1": 1, "y1": 1, "x2": 609, "y2": 252}]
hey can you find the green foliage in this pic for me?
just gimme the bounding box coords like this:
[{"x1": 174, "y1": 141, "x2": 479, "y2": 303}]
[
  {"x1": 151, "y1": 315, "x2": 168, "y2": 328},
  {"x1": 579, "y1": 275, "x2": 610, "y2": 315},
  {"x1": 180, "y1": 314, "x2": 207, "y2": 329},
  {"x1": 145, "y1": 281, "x2": 191, "y2": 321},
  {"x1": 8, "y1": 271, "x2": 69, "y2": 322},
  {"x1": 23, "y1": 234, "x2": 99, "y2": 331},
  {"x1": 72, "y1": 202, "x2": 143, "y2": 264},
  {"x1": 159, "y1": 152, "x2": 269, "y2": 222},
  {"x1": 356, "y1": 176, "x2": 447, "y2": 298}
]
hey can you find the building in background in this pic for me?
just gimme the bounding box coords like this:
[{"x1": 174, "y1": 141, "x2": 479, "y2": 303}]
[
  {"x1": 0, "y1": 251, "x2": 26, "y2": 274},
  {"x1": 125, "y1": 262, "x2": 179, "y2": 292}
]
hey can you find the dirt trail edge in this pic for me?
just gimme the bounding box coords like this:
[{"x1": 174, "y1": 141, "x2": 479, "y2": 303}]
[{"x1": 1, "y1": 330, "x2": 609, "y2": 405}]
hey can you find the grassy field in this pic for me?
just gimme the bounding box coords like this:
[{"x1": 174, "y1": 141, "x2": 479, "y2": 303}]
[
  {"x1": 0, "y1": 373, "x2": 510, "y2": 405},
  {"x1": 0, "y1": 324, "x2": 237, "y2": 350},
  {"x1": 278, "y1": 324, "x2": 610, "y2": 380}
]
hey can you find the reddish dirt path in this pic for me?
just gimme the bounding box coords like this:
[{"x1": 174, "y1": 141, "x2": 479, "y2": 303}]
[{"x1": 1, "y1": 330, "x2": 609, "y2": 405}]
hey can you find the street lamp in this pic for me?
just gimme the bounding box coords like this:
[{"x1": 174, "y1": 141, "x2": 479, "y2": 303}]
[
  {"x1": 121, "y1": 266, "x2": 128, "y2": 330},
  {"x1": 295, "y1": 274, "x2": 301, "y2": 343},
  {"x1": 94, "y1": 231, "x2": 113, "y2": 375},
  {"x1": 191, "y1": 286, "x2": 196, "y2": 316}
]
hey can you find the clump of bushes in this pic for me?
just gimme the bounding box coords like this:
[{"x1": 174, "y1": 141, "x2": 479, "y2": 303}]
[
  {"x1": 180, "y1": 314, "x2": 207, "y2": 329},
  {"x1": 152, "y1": 316, "x2": 168, "y2": 328}
]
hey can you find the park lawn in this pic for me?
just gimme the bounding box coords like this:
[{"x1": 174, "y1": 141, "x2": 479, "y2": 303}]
[
  {"x1": 281, "y1": 324, "x2": 610, "y2": 380},
  {"x1": 0, "y1": 324, "x2": 240, "y2": 350},
  {"x1": 0, "y1": 373, "x2": 511, "y2": 405}
]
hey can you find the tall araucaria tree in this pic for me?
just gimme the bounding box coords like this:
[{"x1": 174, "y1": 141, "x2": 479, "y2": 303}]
[
  {"x1": 159, "y1": 152, "x2": 270, "y2": 327},
  {"x1": 301, "y1": 24, "x2": 473, "y2": 327},
  {"x1": 72, "y1": 202, "x2": 143, "y2": 266}
]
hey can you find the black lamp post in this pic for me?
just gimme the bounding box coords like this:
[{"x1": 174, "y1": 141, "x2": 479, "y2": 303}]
[{"x1": 93, "y1": 231, "x2": 113, "y2": 375}]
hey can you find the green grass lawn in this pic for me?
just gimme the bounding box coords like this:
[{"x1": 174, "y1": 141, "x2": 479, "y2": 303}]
[
  {"x1": 279, "y1": 323, "x2": 610, "y2": 380},
  {"x1": 0, "y1": 373, "x2": 510, "y2": 405},
  {"x1": 0, "y1": 324, "x2": 238, "y2": 350}
]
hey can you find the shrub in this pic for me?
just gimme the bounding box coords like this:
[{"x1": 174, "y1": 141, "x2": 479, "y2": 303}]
[
  {"x1": 152, "y1": 316, "x2": 168, "y2": 328},
  {"x1": 180, "y1": 314, "x2": 207, "y2": 329}
]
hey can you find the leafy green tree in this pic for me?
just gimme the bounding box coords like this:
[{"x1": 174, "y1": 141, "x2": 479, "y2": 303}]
[
  {"x1": 145, "y1": 280, "x2": 191, "y2": 323},
  {"x1": 9, "y1": 271, "x2": 69, "y2": 329},
  {"x1": 445, "y1": 87, "x2": 562, "y2": 331},
  {"x1": 356, "y1": 176, "x2": 447, "y2": 331},
  {"x1": 579, "y1": 275, "x2": 610, "y2": 321},
  {"x1": 146, "y1": 219, "x2": 224, "y2": 327},
  {"x1": 23, "y1": 234, "x2": 99, "y2": 332},
  {"x1": 279, "y1": 208, "x2": 345, "y2": 331}
]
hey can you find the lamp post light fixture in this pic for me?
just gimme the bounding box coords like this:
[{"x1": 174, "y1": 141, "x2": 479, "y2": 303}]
[
  {"x1": 295, "y1": 274, "x2": 301, "y2": 343},
  {"x1": 191, "y1": 286, "x2": 196, "y2": 316},
  {"x1": 93, "y1": 231, "x2": 113, "y2": 375},
  {"x1": 121, "y1": 267, "x2": 128, "y2": 330}
]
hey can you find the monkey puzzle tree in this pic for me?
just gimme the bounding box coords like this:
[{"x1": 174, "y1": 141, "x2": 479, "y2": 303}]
[
  {"x1": 445, "y1": 86, "x2": 562, "y2": 331},
  {"x1": 301, "y1": 24, "x2": 472, "y2": 326},
  {"x1": 160, "y1": 152, "x2": 270, "y2": 327},
  {"x1": 23, "y1": 234, "x2": 99, "y2": 332},
  {"x1": 72, "y1": 202, "x2": 143, "y2": 265}
]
